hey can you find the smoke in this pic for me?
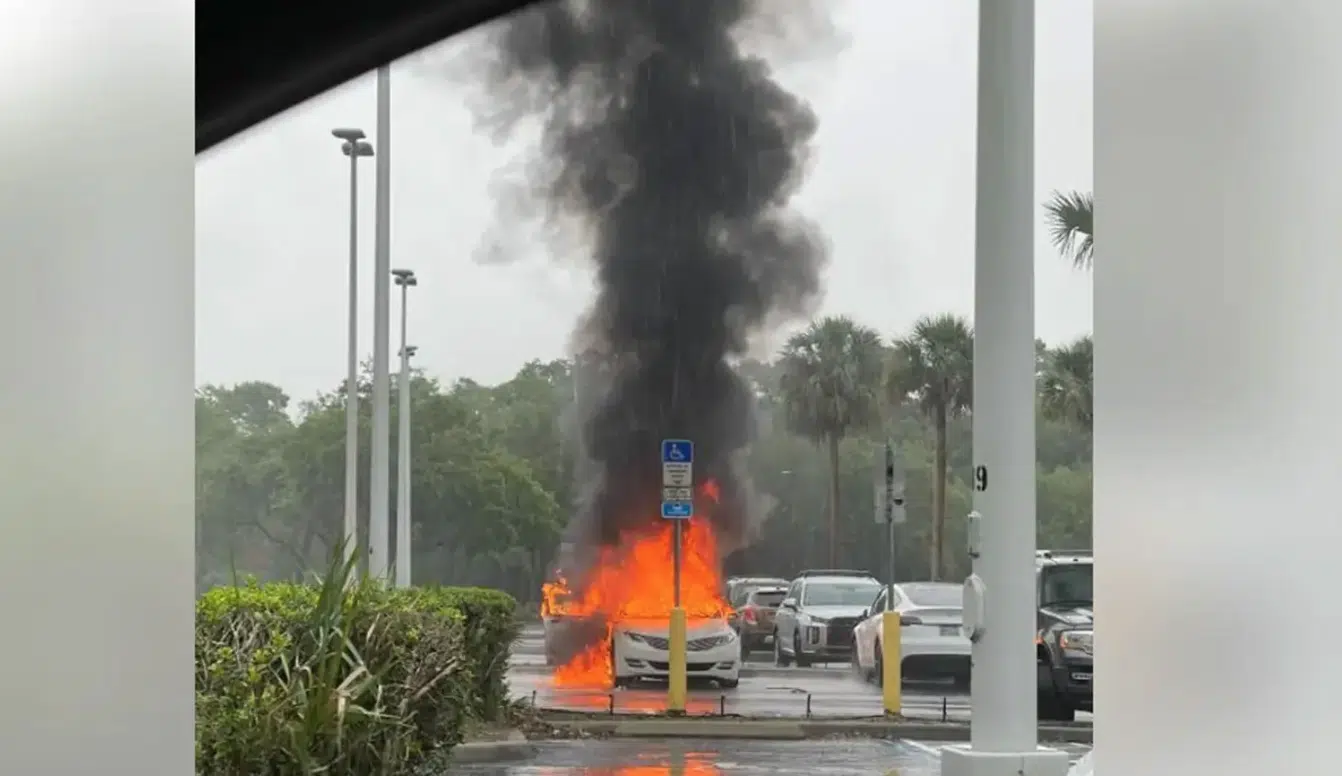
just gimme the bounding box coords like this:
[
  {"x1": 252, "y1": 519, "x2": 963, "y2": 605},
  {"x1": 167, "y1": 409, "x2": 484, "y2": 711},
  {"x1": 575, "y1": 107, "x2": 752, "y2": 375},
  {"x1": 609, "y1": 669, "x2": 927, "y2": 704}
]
[{"x1": 474, "y1": 0, "x2": 832, "y2": 576}]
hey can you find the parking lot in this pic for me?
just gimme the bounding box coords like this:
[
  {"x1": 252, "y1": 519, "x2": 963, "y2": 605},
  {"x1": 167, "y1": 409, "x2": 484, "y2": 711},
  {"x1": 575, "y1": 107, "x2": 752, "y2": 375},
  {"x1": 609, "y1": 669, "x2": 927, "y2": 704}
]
[
  {"x1": 449, "y1": 737, "x2": 1094, "y2": 774},
  {"x1": 509, "y1": 625, "x2": 1093, "y2": 724}
]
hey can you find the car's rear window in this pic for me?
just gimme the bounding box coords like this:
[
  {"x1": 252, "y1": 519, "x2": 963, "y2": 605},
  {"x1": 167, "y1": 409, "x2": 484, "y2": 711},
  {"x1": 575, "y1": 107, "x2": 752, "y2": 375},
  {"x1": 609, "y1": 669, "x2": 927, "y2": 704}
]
[
  {"x1": 902, "y1": 584, "x2": 963, "y2": 607},
  {"x1": 749, "y1": 590, "x2": 786, "y2": 607}
]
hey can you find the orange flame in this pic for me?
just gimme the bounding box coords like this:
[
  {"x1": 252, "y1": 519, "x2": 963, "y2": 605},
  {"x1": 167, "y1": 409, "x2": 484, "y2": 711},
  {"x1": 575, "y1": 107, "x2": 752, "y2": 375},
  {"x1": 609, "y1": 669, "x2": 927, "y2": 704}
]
[{"x1": 541, "y1": 480, "x2": 733, "y2": 688}]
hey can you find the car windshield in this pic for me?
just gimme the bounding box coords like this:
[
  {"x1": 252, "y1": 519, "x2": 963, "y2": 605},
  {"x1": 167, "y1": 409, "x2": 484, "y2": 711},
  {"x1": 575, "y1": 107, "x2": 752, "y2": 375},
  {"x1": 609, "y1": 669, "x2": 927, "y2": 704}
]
[
  {"x1": 902, "y1": 584, "x2": 963, "y2": 607},
  {"x1": 803, "y1": 581, "x2": 881, "y2": 607},
  {"x1": 1040, "y1": 563, "x2": 1093, "y2": 606},
  {"x1": 749, "y1": 590, "x2": 787, "y2": 607}
]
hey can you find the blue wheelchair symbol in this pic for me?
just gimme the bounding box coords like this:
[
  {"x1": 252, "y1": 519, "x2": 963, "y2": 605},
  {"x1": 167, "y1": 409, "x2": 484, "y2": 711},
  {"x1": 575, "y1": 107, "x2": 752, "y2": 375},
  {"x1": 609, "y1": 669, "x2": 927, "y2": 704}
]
[{"x1": 661, "y1": 439, "x2": 694, "y2": 464}]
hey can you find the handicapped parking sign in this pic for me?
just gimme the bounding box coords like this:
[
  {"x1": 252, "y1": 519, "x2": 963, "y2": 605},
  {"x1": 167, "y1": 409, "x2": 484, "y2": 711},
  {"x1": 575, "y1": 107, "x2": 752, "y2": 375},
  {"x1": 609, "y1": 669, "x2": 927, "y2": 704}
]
[
  {"x1": 660, "y1": 439, "x2": 695, "y2": 519},
  {"x1": 661, "y1": 439, "x2": 694, "y2": 463}
]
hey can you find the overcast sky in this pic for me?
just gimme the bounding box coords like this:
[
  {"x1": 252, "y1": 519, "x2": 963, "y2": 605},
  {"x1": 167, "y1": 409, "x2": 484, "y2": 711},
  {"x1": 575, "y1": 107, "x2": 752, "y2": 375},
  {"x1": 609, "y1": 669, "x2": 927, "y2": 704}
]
[{"x1": 196, "y1": 0, "x2": 1092, "y2": 402}]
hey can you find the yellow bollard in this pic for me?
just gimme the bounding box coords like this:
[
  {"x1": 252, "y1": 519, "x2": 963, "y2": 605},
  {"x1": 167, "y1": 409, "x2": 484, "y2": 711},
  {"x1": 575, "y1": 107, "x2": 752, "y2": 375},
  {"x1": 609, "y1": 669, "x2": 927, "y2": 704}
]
[
  {"x1": 881, "y1": 610, "x2": 901, "y2": 715},
  {"x1": 667, "y1": 606, "x2": 688, "y2": 714}
]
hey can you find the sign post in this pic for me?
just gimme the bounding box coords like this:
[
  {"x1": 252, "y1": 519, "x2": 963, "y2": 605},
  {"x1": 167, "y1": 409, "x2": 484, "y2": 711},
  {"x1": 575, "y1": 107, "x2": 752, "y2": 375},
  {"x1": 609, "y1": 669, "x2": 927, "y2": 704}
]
[
  {"x1": 874, "y1": 441, "x2": 907, "y2": 588},
  {"x1": 875, "y1": 441, "x2": 906, "y2": 714},
  {"x1": 660, "y1": 438, "x2": 694, "y2": 715}
]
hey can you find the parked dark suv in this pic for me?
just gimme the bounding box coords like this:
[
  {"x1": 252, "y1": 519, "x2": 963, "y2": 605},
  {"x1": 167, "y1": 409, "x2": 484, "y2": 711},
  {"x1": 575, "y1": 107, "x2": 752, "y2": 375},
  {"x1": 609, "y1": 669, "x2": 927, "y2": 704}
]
[
  {"x1": 1035, "y1": 550, "x2": 1093, "y2": 721},
  {"x1": 728, "y1": 585, "x2": 788, "y2": 656}
]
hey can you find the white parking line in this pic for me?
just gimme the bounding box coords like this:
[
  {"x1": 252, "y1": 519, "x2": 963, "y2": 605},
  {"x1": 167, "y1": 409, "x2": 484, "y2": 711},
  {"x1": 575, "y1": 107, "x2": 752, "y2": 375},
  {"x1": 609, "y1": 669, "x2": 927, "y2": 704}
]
[
  {"x1": 901, "y1": 739, "x2": 944, "y2": 758},
  {"x1": 902, "y1": 740, "x2": 1093, "y2": 765}
]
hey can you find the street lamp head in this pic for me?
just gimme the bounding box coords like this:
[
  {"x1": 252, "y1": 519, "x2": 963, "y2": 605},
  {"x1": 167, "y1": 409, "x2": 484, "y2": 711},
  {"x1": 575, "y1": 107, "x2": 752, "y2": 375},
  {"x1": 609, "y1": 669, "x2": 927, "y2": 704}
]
[
  {"x1": 342, "y1": 140, "x2": 374, "y2": 157},
  {"x1": 331, "y1": 127, "x2": 366, "y2": 142},
  {"x1": 392, "y1": 269, "x2": 418, "y2": 286},
  {"x1": 403, "y1": 345, "x2": 419, "y2": 358}
]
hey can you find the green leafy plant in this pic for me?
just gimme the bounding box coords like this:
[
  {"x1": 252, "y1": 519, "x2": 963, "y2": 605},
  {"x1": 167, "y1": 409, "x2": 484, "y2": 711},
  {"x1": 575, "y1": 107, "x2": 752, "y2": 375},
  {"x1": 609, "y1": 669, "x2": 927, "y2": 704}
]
[{"x1": 195, "y1": 542, "x2": 515, "y2": 775}]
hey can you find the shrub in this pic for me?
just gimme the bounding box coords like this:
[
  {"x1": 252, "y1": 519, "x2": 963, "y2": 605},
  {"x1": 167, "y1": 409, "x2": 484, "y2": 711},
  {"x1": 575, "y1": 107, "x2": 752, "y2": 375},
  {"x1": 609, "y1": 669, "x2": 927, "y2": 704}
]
[
  {"x1": 403, "y1": 586, "x2": 518, "y2": 720},
  {"x1": 195, "y1": 551, "x2": 517, "y2": 776}
]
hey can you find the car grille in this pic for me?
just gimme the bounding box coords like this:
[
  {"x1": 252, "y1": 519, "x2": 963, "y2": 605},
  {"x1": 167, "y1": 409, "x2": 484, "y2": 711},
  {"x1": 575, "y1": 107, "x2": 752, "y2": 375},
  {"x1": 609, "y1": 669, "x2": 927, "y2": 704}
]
[
  {"x1": 648, "y1": 661, "x2": 718, "y2": 672},
  {"x1": 826, "y1": 617, "x2": 859, "y2": 646},
  {"x1": 631, "y1": 634, "x2": 730, "y2": 651}
]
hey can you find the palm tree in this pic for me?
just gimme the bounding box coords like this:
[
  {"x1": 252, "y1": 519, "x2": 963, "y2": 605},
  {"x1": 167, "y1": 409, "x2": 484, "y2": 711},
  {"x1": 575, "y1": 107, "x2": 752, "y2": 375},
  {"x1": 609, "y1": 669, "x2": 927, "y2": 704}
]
[
  {"x1": 777, "y1": 316, "x2": 886, "y2": 566},
  {"x1": 887, "y1": 314, "x2": 974, "y2": 580},
  {"x1": 1035, "y1": 338, "x2": 1050, "y2": 379},
  {"x1": 1039, "y1": 336, "x2": 1093, "y2": 428},
  {"x1": 1044, "y1": 190, "x2": 1094, "y2": 269}
]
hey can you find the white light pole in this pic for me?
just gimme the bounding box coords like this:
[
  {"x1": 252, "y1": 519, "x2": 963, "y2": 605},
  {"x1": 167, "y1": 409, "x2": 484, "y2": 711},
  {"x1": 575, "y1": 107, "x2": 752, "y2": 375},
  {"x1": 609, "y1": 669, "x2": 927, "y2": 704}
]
[
  {"x1": 940, "y1": 1, "x2": 1068, "y2": 774},
  {"x1": 392, "y1": 268, "x2": 417, "y2": 588},
  {"x1": 369, "y1": 66, "x2": 393, "y2": 580},
  {"x1": 331, "y1": 128, "x2": 374, "y2": 570}
]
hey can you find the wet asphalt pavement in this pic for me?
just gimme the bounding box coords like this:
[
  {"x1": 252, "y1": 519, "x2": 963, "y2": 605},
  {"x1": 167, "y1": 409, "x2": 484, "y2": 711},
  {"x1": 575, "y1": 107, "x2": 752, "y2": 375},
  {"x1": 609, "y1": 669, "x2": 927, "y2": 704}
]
[
  {"x1": 447, "y1": 738, "x2": 1095, "y2": 775},
  {"x1": 509, "y1": 626, "x2": 1093, "y2": 724}
]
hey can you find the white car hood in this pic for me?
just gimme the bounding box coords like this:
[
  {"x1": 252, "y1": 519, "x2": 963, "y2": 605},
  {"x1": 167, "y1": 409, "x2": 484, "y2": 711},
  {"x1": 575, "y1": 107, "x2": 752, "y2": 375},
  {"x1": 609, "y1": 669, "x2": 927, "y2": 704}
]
[
  {"x1": 616, "y1": 618, "x2": 730, "y2": 639},
  {"x1": 800, "y1": 604, "x2": 870, "y2": 620}
]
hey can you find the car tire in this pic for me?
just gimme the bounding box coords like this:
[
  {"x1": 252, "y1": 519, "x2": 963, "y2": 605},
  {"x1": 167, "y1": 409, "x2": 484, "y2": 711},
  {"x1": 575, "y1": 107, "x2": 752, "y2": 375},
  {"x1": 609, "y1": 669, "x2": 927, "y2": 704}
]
[
  {"x1": 1038, "y1": 689, "x2": 1076, "y2": 722},
  {"x1": 773, "y1": 630, "x2": 792, "y2": 667},
  {"x1": 874, "y1": 641, "x2": 884, "y2": 687},
  {"x1": 719, "y1": 678, "x2": 740, "y2": 689},
  {"x1": 850, "y1": 637, "x2": 869, "y2": 682},
  {"x1": 793, "y1": 634, "x2": 812, "y2": 668}
]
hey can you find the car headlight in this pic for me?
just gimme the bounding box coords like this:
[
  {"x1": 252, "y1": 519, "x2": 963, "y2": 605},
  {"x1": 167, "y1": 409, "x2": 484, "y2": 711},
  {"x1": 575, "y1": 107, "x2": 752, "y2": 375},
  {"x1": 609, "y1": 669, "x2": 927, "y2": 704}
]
[
  {"x1": 698, "y1": 634, "x2": 734, "y2": 648},
  {"x1": 624, "y1": 631, "x2": 649, "y2": 644},
  {"x1": 809, "y1": 616, "x2": 829, "y2": 624},
  {"x1": 1059, "y1": 629, "x2": 1093, "y2": 656}
]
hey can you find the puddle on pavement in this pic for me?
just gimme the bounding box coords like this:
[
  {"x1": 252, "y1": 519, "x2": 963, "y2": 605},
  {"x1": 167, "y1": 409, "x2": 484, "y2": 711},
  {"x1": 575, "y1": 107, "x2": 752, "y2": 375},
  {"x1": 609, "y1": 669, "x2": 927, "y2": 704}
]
[{"x1": 446, "y1": 739, "x2": 942, "y2": 775}]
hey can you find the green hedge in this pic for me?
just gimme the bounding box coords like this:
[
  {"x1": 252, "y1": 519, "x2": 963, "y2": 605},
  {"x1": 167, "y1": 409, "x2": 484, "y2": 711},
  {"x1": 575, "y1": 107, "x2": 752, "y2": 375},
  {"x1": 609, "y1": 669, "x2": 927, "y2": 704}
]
[
  {"x1": 195, "y1": 561, "x2": 517, "y2": 776},
  {"x1": 405, "y1": 586, "x2": 519, "y2": 720}
]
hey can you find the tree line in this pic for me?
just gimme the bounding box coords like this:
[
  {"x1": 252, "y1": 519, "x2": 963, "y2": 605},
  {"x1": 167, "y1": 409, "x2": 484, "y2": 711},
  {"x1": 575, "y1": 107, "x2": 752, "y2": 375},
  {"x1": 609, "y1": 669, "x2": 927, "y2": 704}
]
[{"x1": 196, "y1": 315, "x2": 1092, "y2": 604}]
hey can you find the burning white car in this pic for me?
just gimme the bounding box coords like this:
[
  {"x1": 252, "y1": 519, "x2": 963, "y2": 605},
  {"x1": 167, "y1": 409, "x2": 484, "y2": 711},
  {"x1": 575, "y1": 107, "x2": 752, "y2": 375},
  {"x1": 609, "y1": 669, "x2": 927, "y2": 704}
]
[{"x1": 611, "y1": 618, "x2": 740, "y2": 688}]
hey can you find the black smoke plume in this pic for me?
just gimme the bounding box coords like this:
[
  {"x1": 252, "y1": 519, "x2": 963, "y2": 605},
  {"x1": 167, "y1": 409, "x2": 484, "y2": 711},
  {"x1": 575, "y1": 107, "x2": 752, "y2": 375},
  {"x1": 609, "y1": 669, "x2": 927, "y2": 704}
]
[{"x1": 476, "y1": 0, "x2": 831, "y2": 583}]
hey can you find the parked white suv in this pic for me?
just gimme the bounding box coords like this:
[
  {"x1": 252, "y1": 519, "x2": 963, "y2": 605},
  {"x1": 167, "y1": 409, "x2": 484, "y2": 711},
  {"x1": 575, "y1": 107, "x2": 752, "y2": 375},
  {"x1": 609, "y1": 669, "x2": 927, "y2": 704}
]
[{"x1": 772, "y1": 570, "x2": 882, "y2": 667}]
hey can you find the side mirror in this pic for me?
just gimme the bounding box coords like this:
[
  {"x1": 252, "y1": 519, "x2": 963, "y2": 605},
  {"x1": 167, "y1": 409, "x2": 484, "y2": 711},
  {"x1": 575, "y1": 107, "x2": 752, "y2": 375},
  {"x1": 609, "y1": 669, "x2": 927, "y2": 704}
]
[
  {"x1": 859, "y1": 608, "x2": 869, "y2": 619},
  {"x1": 781, "y1": 598, "x2": 797, "y2": 610}
]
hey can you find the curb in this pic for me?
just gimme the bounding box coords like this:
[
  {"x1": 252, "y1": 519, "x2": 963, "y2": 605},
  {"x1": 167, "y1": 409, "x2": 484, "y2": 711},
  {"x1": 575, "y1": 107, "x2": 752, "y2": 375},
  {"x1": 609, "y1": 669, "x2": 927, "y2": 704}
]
[
  {"x1": 538, "y1": 716, "x2": 1092, "y2": 745},
  {"x1": 450, "y1": 733, "x2": 537, "y2": 765}
]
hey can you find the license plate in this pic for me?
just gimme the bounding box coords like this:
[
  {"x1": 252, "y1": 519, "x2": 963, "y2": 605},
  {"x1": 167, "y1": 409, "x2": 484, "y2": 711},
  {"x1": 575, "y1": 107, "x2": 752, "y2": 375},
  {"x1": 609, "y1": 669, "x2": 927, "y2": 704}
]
[
  {"x1": 1071, "y1": 671, "x2": 1092, "y2": 682},
  {"x1": 939, "y1": 625, "x2": 960, "y2": 637}
]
